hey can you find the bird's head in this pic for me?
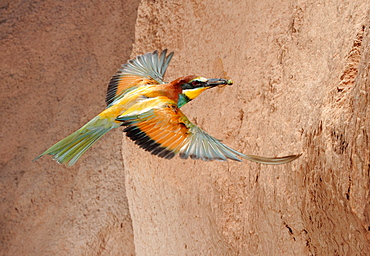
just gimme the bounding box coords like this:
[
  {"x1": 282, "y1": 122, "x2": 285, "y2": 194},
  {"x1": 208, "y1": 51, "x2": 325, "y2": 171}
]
[{"x1": 177, "y1": 75, "x2": 233, "y2": 108}]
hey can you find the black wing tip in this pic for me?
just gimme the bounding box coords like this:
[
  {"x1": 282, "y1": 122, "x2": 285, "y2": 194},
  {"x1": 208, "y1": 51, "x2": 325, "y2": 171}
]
[
  {"x1": 158, "y1": 49, "x2": 174, "y2": 59},
  {"x1": 167, "y1": 50, "x2": 174, "y2": 58},
  {"x1": 106, "y1": 74, "x2": 122, "y2": 105},
  {"x1": 146, "y1": 49, "x2": 174, "y2": 57},
  {"x1": 123, "y1": 125, "x2": 176, "y2": 160}
]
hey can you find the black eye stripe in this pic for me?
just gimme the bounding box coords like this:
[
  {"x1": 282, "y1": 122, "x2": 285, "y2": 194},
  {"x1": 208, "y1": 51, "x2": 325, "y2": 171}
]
[
  {"x1": 181, "y1": 83, "x2": 194, "y2": 89},
  {"x1": 191, "y1": 80, "x2": 206, "y2": 87},
  {"x1": 181, "y1": 80, "x2": 206, "y2": 90}
]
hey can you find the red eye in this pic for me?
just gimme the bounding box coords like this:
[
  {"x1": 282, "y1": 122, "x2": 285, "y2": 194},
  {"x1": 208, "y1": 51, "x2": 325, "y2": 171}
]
[{"x1": 191, "y1": 81, "x2": 199, "y2": 86}]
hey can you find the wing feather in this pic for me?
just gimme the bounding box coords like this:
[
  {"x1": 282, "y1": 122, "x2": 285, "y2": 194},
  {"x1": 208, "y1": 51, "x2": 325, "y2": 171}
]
[
  {"x1": 116, "y1": 97, "x2": 300, "y2": 164},
  {"x1": 106, "y1": 50, "x2": 174, "y2": 106}
]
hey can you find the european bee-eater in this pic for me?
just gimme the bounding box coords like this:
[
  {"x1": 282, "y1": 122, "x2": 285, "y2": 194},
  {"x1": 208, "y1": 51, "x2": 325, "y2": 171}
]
[{"x1": 35, "y1": 50, "x2": 301, "y2": 167}]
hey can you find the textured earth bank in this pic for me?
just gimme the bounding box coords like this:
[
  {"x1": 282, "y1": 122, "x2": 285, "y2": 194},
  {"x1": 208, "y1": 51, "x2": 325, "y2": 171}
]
[
  {"x1": 125, "y1": 0, "x2": 370, "y2": 255},
  {"x1": 0, "y1": 1, "x2": 139, "y2": 255},
  {"x1": 1, "y1": 0, "x2": 369, "y2": 255}
]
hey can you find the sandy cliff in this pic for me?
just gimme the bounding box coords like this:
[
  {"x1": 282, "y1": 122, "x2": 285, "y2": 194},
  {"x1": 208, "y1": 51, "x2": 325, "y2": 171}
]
[{"x1": 1, "y1": 0, "x2": 369, "y2": 255}]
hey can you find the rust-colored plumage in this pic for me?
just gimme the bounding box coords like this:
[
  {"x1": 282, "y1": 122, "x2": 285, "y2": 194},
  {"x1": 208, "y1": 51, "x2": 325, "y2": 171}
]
[{"x1": 34, "y1": 50, "x2": 301, "y2": 166}]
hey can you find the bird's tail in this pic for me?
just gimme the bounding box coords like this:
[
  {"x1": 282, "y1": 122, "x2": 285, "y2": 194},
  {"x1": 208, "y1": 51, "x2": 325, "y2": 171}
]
[
  {"x1": 241, "y1": 153, "x2": 302, "y2": 165},
  {"x1": 34, "y1": 116, "x2": 119, "y2": 167}
]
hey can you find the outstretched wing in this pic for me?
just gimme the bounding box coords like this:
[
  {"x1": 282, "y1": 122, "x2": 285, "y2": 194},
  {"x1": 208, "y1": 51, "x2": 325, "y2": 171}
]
[
  {"x1": 116, "y1": 98, "x2": 301, "y2": 164},
  {"x1": 106, "y1": 50, "x2": 174, "y2": 106}
]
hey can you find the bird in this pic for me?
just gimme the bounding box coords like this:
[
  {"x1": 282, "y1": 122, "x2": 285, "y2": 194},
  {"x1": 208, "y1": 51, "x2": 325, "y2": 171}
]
[{"x1": 34, "y1": 50, "x2": 301, "y2": 167}]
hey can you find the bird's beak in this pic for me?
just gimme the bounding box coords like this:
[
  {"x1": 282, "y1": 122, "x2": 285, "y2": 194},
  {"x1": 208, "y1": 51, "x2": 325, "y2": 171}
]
[{"x1": 206, "y1": 78, "x2": 233, "y2": 87}]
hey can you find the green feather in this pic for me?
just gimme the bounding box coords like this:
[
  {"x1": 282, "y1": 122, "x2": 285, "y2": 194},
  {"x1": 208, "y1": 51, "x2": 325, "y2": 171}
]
[
  {"x1": 34, "y1": 116, "x2": 119, "y2": 167},
  {"x1": 177, "y1": 93, "x2": 191, "y2": 108}
]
